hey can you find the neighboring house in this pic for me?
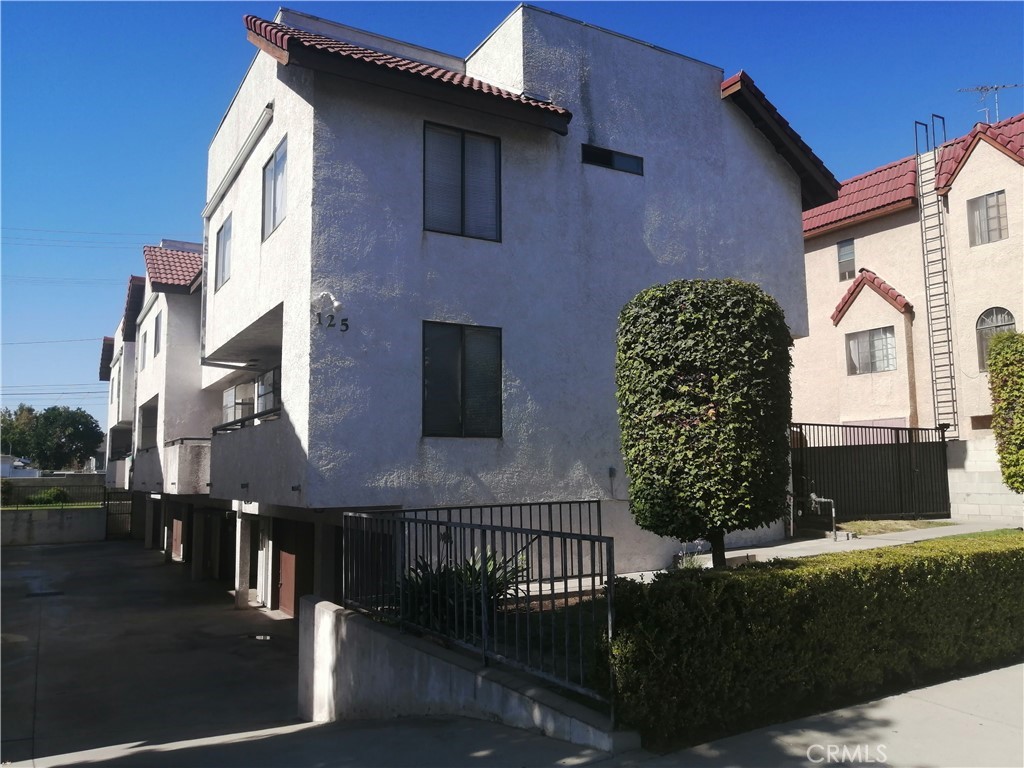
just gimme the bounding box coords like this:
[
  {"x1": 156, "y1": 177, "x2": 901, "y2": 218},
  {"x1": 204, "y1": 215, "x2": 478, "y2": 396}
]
[
  {"x1": 199, "y1": 5, "x2": 836, "y2": 616},
  {"x1": 99, "y1": 275, "x2": 144, "y2": 489},
  {"x1": 793, "y1": 113, "x2": 1023, "y2": 524}
]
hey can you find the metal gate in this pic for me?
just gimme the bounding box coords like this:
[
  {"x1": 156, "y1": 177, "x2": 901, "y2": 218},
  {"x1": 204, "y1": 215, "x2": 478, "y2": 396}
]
[
  {"x1": 105, "y1": 488, "x2": 133, "y2": 539},
  {"x1": 791, "y1": 423, "x2": 950, "y2": 520}
]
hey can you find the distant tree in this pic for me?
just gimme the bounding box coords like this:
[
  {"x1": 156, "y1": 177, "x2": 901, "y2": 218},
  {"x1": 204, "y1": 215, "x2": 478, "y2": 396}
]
[
  {"x1": 616, "y1": 279, "x2": 793, "y2": 568},
  {"x1": 988, "y1": 332, "x2": 1024, "y2": 493},
  {"x1": 29, "y1": 406, "x2": 104, "y2": 470},
  {"x1": 1, "y1": 403, "x2": 38, "y2": 458}
]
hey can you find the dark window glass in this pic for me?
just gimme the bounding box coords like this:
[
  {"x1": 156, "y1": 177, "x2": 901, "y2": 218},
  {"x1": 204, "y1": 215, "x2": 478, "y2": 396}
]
[
  {"x1": 581, "y1": 144, "x2": 644, "y2": 175},
  {"x1": 423, "y1": 321, "x2": 501, "y2": 437},
  {"x1": 424, "y1": 124, "x2": 500, "y2": 241}
]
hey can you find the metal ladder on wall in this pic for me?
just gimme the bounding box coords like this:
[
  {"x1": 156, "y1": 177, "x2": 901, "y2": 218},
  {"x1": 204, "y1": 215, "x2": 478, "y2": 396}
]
[{"x1": 914, "y1": 116, "x2": 959, "y2": 438}]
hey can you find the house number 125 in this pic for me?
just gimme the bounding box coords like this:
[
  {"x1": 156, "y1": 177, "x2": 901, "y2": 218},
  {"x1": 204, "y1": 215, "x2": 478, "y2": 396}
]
[{"x1": 315, "y1": 313, "x2": 349, "y2": 332}]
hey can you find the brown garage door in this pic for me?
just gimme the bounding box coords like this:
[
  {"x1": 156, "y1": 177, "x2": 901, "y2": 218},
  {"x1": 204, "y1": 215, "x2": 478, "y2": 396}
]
[{"x1": 275, "y1": 519, "x2": 315, "y2": 618}]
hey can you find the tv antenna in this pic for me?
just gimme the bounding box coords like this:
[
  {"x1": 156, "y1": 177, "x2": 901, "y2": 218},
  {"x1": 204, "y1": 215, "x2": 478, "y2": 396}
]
[{"x1": 956, "y1": 84, "x2": 1023, "y2": 123}]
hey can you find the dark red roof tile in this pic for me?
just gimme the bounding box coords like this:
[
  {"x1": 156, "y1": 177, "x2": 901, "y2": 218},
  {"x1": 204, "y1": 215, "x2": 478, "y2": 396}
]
[
  {"x1": 143, "y1": 245, "x2": 202, "y2": 289},
  {"x1": 831, "y1": 268, "x2": 914, "y2": 326},
  {"x1": 935, "y1": 112, "x2": 1024, "y2": 192},
  {"x1": 803, "y1": 156, "x2": 918, "y2": 237},
  {"x1": 244, "y1": 15, "x2": 570, "y2": 118}
]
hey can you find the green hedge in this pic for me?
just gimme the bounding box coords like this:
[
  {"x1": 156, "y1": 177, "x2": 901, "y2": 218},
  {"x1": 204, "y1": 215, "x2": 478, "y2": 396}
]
[
  {"x1": 610, "y1": 531, "x2": 1024, "y2": 750},
  {"x1": 989, "y1": 332, "x2": 1024, "y2": 493}
]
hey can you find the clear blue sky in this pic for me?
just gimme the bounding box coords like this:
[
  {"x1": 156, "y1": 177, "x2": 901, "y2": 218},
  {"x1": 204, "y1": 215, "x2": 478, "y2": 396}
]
[{"x1": 2, "y1": 1, "x2": 1022, "y2": 430}]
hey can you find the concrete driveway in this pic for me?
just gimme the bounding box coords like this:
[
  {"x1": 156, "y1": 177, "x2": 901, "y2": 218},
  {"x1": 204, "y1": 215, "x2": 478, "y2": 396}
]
[
  {"x1": 1, "y1": 541, "x2": 613, "y2": 767},
  {"x1": 3, "y1": 540, "x2": 1021, "y2": 768}
]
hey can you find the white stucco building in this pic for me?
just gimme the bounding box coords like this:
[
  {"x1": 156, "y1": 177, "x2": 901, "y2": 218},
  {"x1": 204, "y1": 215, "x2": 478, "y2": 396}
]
[
  {"x1": 101, "y1": 241, "x2": 235, "y2": 577},
  {"x1": 99, "y1": 276, "x2": 144, "y2": 490},
  {"x1": 197, "y1": 5, "x2": 837, "y2": 617},
  {"x1": 793, "y1": 113, "x2": 1024, "y2": 524}
]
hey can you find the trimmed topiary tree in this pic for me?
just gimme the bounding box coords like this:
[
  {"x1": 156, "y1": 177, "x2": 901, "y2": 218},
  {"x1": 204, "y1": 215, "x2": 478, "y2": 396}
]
[
  {"x1": 615, "y1": 279, "x2": 793, "y2": 567},
  {"x1": 988, "y1": 331, "x2": 1024, "y2": 494}
]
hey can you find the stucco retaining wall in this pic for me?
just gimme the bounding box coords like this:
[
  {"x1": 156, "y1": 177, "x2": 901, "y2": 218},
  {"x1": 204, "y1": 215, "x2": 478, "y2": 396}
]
[
  {"x1": 298, "y1": 596, "x2": 640, "y2": 753},
  {"x1": 2, "y1": 507, "x2": 106, "y2": 546}
]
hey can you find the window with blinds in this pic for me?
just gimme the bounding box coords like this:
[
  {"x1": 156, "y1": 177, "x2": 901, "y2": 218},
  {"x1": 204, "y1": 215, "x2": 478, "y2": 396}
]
[
  {"x1": 967, "y1": 190, "x2": 1008, "y2": 246},
  {"x1": 424, "y1": 124, "x2": 500, "y2": 241},
  {"x1": 423, "y1": 321, "x2": 501, "y2": 437},
  {"x1": 837, "y1": 239, "x2": 855, "y2": 281}
]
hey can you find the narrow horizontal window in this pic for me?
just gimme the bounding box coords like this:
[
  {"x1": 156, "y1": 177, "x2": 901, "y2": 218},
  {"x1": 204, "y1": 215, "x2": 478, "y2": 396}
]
[{"x1": 581, "y1": 144, "x2": 643, "y2": 175}]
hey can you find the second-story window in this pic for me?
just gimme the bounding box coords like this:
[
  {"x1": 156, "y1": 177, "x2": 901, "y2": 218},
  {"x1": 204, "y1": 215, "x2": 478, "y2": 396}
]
[
  {"x1": 837, "y1": 239, "x2": 855, "y2": 281},
  {"x1": 257, "y1": 368, "x2": 281, "y2": 412},
  {"x1": 423, "y1": 321, "x2": 501, "y2": 437},
  {"x1": 424, "y1": 123, "x2": 500, "y2": 241},
  {"x1": 967, "y1": 190, "x2": 1008, "y2": 246},
  {"x1": 216, "y1": 215, "x2": 232, "y2": 290},
  {"x1": 846, "y1": 326, "x2": 896, "y2": 375},
  {"x1": 140, "y1": 332, "x2": 148, "y2": 371},
  {"x1": 153, "y1": 312, "x2": 162, "y2": 357},
  {"x1": 263, "y1": 138, "x2": 287, "y2": 240}
]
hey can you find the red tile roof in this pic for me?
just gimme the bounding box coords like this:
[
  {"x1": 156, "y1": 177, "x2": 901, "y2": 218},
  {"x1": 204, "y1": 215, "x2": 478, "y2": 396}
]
[
  {"x1": 935, "y1": 112, "x2": 1024, "y2": 193},
  {"x1": 803, "y1": 156, "x2": 918, "y2": 238},
  {"x1": 721, "y1": 71, "x2": 839, "y2": 210},
  {"x1": 143, "y1": 245, "x2": 202, "y2": 291},
  {"x1": 831, "y1": 268, "x2": 914, "y2": 326},
  {"x1": 244, "y1": 15, "x2": 571, "y2": 127},
  {"x1": 805, "y1": 112, "x2": 1024, "y2": 237}
]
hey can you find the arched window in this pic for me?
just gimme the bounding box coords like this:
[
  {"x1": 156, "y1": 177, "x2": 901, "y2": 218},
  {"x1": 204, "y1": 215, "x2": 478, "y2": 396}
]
[{"x1": 977, "y1": 307, "x2": 1016, "y2": 370}]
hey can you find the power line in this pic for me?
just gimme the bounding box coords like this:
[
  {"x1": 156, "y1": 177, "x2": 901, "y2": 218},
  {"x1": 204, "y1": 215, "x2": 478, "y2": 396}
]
[
  {"x1": 1, "y1": 241, "x2": 142, "y2": 250},
  {"x1": 2, "y1": 226, "x2": 172, "y2": 237},
  {"x1": 3, "y1": 276, "x2": 126, "y2": 285},
  {"x1": 1, "y1": 338, "x2": 103, "y2": 346}
]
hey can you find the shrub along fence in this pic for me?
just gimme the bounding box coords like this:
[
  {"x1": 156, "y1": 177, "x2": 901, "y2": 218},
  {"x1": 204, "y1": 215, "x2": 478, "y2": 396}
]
[{"x1": 610, "y1": 530, "x2": 1024, "y2": 751}]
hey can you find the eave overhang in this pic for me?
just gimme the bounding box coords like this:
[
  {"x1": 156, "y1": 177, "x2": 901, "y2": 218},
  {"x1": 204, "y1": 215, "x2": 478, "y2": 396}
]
[
  {"x1": 99, "y1": 336, "x2": 114, "y2": 382},
  {"x1": 832, "y1": 268, "x2": 914, "y2": 327},
  {"x1": 244, "y1": 16, "x2": 572, "y2": 136},
  {"x1": 722, "y1": 71, "x2": 839, "y2": 211},
  {"x1": 804, "y1": 198, "x2": 918, "y2": 241}
]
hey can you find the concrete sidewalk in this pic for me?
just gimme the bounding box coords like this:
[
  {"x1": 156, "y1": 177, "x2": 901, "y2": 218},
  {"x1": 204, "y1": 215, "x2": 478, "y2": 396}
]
[{"x1": 3, "y1": 539, "x2": 1021, "y2": 768}]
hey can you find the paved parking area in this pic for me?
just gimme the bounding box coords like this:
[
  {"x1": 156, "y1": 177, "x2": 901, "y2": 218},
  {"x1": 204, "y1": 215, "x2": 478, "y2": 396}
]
[{"x1": 3, "y1": 539, "x2": 1021, "y2": 768}]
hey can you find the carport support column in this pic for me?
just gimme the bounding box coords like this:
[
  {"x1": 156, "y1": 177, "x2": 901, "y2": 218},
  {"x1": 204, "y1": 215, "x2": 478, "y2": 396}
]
[
  {"x1": 191, "y1": 511, "x2": 205, "y2": 581},
  {"x1": 235, "y1": 512, "x2": 253, "y2": 609}
]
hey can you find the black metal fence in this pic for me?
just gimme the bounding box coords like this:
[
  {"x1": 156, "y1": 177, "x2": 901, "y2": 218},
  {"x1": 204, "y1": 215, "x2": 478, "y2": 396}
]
[
  {"x1": 0, "y1": 483, "x2": 108, "y2": 509},
  {"x1": 105, "y1": 489, "x2": 132, "y2": 539},
  {"x1": 337, "y1": 502, "x2": 615, "y2": 709},
  {"x1": 790, "y1": 423, "x2": 950, "y2": 521}
]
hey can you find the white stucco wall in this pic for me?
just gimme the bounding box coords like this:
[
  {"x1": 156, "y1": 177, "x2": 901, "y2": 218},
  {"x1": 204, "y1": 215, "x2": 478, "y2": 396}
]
[
  {"x1": 290, "y1": 5, "x2": 805, "y2": 515},
  {"x1": 203, "y1": 51, "x2": 315, "y2": 500}
]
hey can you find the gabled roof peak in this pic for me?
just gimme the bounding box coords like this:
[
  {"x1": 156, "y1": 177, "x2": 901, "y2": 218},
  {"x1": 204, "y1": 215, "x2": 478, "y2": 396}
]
[{"x1": 832, "y1": 268, "x2": 914, "y2": 326}]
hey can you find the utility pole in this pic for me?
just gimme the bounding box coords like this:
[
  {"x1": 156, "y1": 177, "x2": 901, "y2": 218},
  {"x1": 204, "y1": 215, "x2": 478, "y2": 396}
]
[{"x1": 957, "y1": 84, "x2": 1023, "y2": 123}]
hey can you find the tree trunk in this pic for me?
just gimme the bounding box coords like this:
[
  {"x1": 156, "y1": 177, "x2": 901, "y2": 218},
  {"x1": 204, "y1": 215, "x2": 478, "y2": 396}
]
[{"x1": 708, "y1": 529, "x2": 727, "y2": 569}]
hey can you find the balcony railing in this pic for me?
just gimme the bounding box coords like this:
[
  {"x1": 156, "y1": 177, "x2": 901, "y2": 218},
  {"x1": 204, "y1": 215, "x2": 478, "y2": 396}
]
[{"x1": 212, "y1": 406, "x2": 282, "y2": 435}]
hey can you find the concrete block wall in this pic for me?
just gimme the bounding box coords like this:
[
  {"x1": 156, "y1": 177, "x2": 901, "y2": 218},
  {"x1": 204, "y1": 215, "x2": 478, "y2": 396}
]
[
  {"x1": 949, "y1": 435, "x2": 1023, "y2": 525},
  {"x1": 298, "y1": 596, "x2": 640, "y2": 753}
]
